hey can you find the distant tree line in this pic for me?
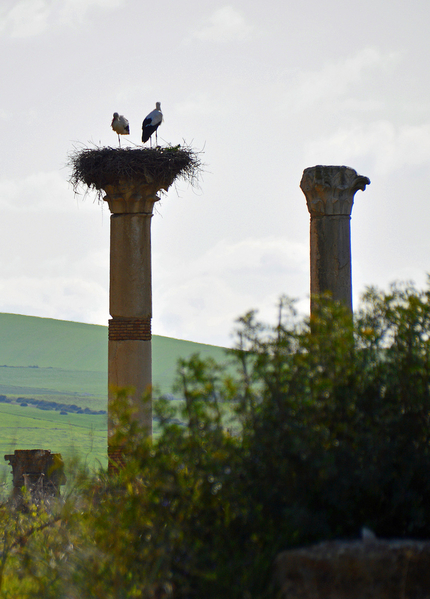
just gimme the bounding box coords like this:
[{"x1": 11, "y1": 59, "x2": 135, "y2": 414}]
[{"x1": 0, "y1": 395, "x2": 106, "y2": 415}]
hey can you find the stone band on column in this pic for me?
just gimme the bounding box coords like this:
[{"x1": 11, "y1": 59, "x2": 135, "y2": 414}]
[
  {"x1": 107, "y1": 446, "x2": 126, "y2": 475},
  {"x1": 108, "y1": 317, "x2": 152, "y2": 341}
]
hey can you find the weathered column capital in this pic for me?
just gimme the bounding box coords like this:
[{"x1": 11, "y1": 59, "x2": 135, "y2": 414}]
[
  {"x1": 300, "y1": 165, "x2": 370, "y2": 218},
  {"x1": 102, "y1": 179, "x2": 161, "y2": 214}
]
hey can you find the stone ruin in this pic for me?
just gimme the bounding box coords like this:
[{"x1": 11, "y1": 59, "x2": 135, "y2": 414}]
[
  {"x1": 68, "y1": 146, "x2": 201, "y2": 471},
  {"x1": 274, "y1": 538, "x2": 430, "y2": 599},
  {"x1": 300, "y1": 165, "x2": 370, "y2": 314},
  {"x1": 4, "y1": 449, "x2": 66, "y2": 504}
]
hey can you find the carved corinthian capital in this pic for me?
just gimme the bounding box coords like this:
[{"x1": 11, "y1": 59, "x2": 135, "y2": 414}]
[
  {"x1": 300, "y1": 165, "x2": 370, "y2": 217},
  {"x1": 103, "y1": 179, "x2": 161, "y2": 214}
]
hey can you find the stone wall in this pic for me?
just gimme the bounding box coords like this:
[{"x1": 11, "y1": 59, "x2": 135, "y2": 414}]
[{"x1": 274, "y1": 539, "x2": 430, "y2": 598}]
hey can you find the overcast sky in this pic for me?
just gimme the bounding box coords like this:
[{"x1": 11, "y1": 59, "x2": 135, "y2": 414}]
[{"x1": 0, "y1": 0, "x2": 429, "y2": 347}]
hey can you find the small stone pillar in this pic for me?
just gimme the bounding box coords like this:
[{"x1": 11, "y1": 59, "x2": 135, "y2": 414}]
[
  {"x1": 104, "y1": 181, "x2": 160, "y2": 466},
  {"x1": 300, "y1": 166, "x2": 370, "y2": 313},
  {"x1": 4, "y1": 449, "x2": 66, "y2": 502}
]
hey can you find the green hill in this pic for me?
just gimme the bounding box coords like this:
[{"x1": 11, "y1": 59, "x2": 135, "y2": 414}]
[
  {"x1": 0, "y1": 313, "x2": 107, "y2": 372},
  {"x1": 0, "y1": 313, "x2": 229, "y2": 401},
  {"x1": 0, "y1": 313, "x2": 229, "y2": 475}
]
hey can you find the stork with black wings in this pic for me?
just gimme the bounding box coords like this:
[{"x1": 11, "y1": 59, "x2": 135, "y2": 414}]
[{"x1": 142, "y1": 102, "x2": 163, "y2": 147}]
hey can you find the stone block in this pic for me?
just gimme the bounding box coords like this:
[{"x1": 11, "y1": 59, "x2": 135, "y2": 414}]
[{"x1": 274, "y1": 540, "x2": 430, "y2": 599}]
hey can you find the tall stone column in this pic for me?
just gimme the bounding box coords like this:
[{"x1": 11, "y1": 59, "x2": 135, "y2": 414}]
[
  {"x1": 69, "y1": 145, "x2": 200, "y2": 472},
  {"x1": 104, "y1": 180, "x2": 160, "y2": 466},
  {"x1": 300, "y1": 166, "x2": 370, "y2": 313}
]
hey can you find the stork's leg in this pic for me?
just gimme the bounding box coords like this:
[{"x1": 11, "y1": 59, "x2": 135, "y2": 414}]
[
  {"x1": 118, "y1": 134, "x2": 121, "y2": 148},
  {"x1": 155, "y1": 130, "x2": 158, "y2": 146}
]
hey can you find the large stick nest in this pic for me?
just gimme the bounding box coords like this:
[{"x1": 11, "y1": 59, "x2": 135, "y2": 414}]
[{"x1": 68, "y1": 145, "x2": 202, "y2": 200}]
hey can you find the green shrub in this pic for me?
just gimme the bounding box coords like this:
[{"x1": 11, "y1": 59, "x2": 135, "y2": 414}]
[{"x1": 2, "y1": 281, "x2": 430, "y2": 598}]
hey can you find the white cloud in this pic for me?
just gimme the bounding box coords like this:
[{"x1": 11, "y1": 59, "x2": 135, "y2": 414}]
[
  {"x1": 153, "y1": 237, "x2": 309, "y2": 345},
  {"x1": 1, "y1": 0, "x2": 429, "y2": 351},
  {"x1": 175, "y1": 93, "x2": 221, "y2": 118},
  {"x1": 305, "y1": 120, "x2": 430, "y2": 175},
  {"x1": 59, "y1": 0, "x2": 125, "y2": 25},
  {"x1": 0, "y1": 171, "x2": 106, "y2": 213},
  {"x1": 0, "y1": 168, "x2": 110, "y2": 326},
  {"x1": 0, "y1": 0, "x2": 51, "y2": 38},
  {"x1": 283, "y1": 47, "x2": 401, "y2": 112},
  {"x1": 0, "y1": 275, "x2": 108, "y2": 325},
  {"x1": 65, "y1": 0, "x2": 123, "y2": 9},
  {"x1": 0, "y1": 0, "x2": 125, "y2": 38},
  {"x1": 0, "y1": 172, "x2": 68, "y2": 212},
  {"x1": 192, "y1": 6, "x2": 254, "y2": 43}
]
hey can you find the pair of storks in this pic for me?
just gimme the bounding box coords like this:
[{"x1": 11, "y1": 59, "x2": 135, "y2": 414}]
[{"x1": 111, "y1": 102, "x2": 162, "y2": 147}]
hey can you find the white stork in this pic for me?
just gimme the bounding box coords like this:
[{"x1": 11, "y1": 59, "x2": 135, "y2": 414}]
[
  {"x1": 111, "y1": 112, "x2": 130, "y2": 147},
  {"x1": 142, "y1": 102, "x2": 163, "y2": 147}
]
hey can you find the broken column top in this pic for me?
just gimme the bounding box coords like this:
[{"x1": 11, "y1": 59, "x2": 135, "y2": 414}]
[
  {"x1": 4, "y1": 449, "x2": 66, "y2": 489},
  {"x1": 300, "y1": 165, "x2": 370, "y2": 217}
]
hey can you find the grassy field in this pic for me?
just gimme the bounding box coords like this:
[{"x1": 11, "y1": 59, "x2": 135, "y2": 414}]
[
  {"x1": 0, "y1": 366, "x2": 106, "y2": 408},
  {"x1": 0, "y1": 402, "x2": 107, "y2": 487},
  {"x1": 0, "y1": 313, "x2": 229, "y2": 478}
]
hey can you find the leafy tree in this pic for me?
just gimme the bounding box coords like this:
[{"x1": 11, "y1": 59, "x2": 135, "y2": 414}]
[{"x1": 1, "y1": 281, "x2": 430, "y2": 598}]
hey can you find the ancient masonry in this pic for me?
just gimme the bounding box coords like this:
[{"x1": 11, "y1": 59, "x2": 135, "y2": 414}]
[
  {"x1": 69, "y1": 146, "x2": 200, "y2": 470},
  {"x1": 104, "y1": 179, "x2": 158, "y2": 468},
  {"x1": 274, "y1": 539, "x2": 430, "y2": 599},
  {"x1": 4, "y1": 449, "x2": 66, "y2": 503},
  {"x1": 300, "y1": 165, "x2": 370, "y2": 314}
]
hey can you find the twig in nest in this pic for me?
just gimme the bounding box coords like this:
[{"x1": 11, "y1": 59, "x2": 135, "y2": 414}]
[{"x1": 68, "y1": 145, "x2": 203, "y2": 202}]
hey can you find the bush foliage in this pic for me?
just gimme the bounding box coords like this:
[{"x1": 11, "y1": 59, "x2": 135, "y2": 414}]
[{"x1": 1, "y1": 281, "x2": 430, "y2": 598}]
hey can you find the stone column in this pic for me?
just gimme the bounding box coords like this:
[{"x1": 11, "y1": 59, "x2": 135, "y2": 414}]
[
  {"x1": 300, "y1": 166, "x2": 370, "y2": 313},
  {"x1": 103, "y1": 180, "x2": 160, "y2": 466}
]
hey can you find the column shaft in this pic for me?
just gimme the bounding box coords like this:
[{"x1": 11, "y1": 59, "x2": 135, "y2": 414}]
[
  {"x1": 110, "y1": 213, "x2": 152, "y2": 318},
  {"x1": 300, "y1": 165, "x2": 370, "y2": 315},
  {"x1": 310, "y1": 215, "x2": 352, "y2": 312},
  {"x1": 104, "y1": 188, "x2": 158, "y2": 461}
]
